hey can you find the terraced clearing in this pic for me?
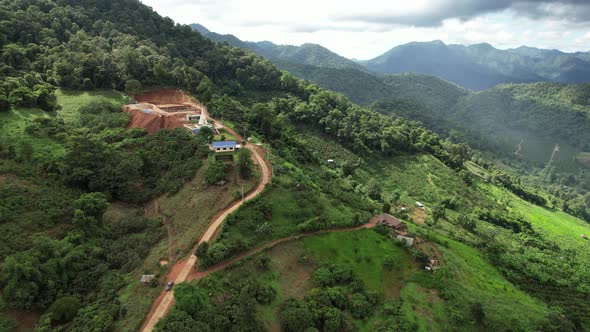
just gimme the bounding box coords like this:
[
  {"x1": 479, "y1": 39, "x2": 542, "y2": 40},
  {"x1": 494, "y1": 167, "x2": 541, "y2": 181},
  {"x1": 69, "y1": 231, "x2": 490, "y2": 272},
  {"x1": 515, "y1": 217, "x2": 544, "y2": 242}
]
[
  {"x1": 414, "y1": 226, "x2": 549, "y2": 330},
  {"x1": 55, "y1": 89, "x2": 129, "y2": 124},
  {"x1": 185, "y1": 224, "x2": 553, "y2": 331},
  {"x1": 0, "y1": 89, "x2": 129, "y2": 161},
  {"x1": 485, "y1": 184, "x2": 590, "y2": 260},
  {"x1": 0, "y1": 108, "x2": 65, "y2": 159}
]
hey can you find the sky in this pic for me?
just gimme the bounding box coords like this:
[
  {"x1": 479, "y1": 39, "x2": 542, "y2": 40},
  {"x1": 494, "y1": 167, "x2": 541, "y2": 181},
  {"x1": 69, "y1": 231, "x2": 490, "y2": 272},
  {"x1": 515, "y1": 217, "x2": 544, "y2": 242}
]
[{"x1": 140, "y1": 0, "x2": 590, "y2": 59}]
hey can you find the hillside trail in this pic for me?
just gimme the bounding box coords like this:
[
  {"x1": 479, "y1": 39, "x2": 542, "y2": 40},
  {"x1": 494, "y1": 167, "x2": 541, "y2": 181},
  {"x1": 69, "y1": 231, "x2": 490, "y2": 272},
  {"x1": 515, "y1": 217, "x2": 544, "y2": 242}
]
[
  {"x1": 187, "y1": 219, "x2": 379, "y2": 281},
  {"x1": 141, "y1": 113, "x2": 271, "y2": 332},
  {"x1": 144, "y1": 201, "x2": 174, "y2": 262}
]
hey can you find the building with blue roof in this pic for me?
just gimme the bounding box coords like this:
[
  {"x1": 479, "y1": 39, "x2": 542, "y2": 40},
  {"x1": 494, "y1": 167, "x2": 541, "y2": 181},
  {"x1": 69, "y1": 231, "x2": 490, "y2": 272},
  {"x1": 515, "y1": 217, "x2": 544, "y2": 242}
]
[{"x1": 211, "y1": 140, "x2": 238, "y2": 153}]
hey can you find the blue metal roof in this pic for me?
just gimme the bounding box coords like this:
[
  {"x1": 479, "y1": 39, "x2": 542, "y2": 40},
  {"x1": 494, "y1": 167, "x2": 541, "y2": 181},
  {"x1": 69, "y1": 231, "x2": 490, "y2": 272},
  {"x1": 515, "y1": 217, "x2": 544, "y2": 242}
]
[
  {"x1": 191, "y1": 128, "x2": 200, "y2": 133},
  {"x1": 212, "y1": 141, "x2": 237, "y2": 148}
]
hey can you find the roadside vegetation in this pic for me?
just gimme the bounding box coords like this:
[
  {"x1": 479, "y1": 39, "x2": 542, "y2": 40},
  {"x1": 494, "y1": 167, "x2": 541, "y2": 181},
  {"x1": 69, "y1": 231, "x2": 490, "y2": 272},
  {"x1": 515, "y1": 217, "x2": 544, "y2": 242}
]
[
  {"x1": 160, "y1": 229, "x2": 557, "y2": 332},
  {"x1": 1, "y1": 0, "x2": 589, "y2": 331}
]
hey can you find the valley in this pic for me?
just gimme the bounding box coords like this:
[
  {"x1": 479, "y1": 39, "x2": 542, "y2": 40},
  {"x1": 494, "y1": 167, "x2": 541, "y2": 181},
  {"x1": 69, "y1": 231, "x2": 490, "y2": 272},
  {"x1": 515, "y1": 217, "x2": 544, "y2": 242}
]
[{"x1": 1, "y1": 1, "x2": 590, "y2": 331}]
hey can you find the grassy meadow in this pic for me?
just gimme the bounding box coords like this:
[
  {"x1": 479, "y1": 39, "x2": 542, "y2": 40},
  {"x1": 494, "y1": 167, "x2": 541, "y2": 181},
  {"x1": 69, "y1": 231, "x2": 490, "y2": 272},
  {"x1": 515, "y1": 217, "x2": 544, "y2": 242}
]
[
  {"x1": 55, "y1": 89, "x2": 129, "y2": 124},
  {"x1": 0, "y1": 107, "x2": 65, "y2": 159}
]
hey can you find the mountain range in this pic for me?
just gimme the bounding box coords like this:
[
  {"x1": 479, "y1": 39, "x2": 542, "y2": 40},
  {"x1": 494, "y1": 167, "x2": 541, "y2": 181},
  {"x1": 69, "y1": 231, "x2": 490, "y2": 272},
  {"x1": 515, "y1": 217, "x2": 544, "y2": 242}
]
[
  {"x1": 191, "y1": 24, "x2": 590, "y2": 91},
  {"x1": 192, "y1": 23, "x2": 590, "y2": 196}
]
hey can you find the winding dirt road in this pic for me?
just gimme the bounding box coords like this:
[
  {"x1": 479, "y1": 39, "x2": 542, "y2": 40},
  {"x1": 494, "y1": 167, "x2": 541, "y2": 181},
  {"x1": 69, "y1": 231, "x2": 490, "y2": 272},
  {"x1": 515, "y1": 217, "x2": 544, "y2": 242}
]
[{"x1": 140, "y1": 122, "x2": 271, "y2": 332}]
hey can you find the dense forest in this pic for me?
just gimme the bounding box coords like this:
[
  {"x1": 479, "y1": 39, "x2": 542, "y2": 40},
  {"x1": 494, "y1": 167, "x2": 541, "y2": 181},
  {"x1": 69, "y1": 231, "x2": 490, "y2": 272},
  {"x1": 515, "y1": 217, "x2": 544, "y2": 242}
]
[
  {"x1": 1, "y1": 0, "x2": 590, "y2": 331},
  {"x1": 192, "y1": 25, "x2": 590, "y2": 224},
  {"x1": 0, "y1": 0, "x2": 473, "y2": 330}
]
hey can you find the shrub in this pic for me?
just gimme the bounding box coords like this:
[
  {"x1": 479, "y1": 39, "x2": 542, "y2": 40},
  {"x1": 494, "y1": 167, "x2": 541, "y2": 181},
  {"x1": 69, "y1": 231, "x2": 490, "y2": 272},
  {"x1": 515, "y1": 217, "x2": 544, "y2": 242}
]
[
  {"x1": 383, "y1": 256, "x2": 395, "y2": 271},
  {"x1": 48, "y1": 296, "x2": 81, "y2": 323},
  {"x1": 373, "y1": 224, "x2": 390, "y2": 237},
  {"x1": 280, "y1": 299, "x2": 314, "y2": 332},
  {"x1": 124, "y1": 79, "x2": 142, "y2": 95},
  {"x1": 365, "y1": 180, "x2": 382, "y2": 200},
  {"x1": 205, "y1": 160, "x2": 227, "y2": 184},
  {"x1": 195, "y1": 242, "x2": 209, "y2": 259},
  {"x1": 255, "y1": 284, "x2": 276, "y2": 304},
  {"x1": 312, "y1": 265, "x2": 352, "y2": 287},
  {"x1": 255, "y1": 254, "x2": 271, "y2": 270},
  {"x1": 237, "y1": 148, "x2": 253, "y2": 179},
  {"x1": 349, "y1": 293, "x2": 371, "y2": 319},
  {"x1": 382, "y1": 202, "x2": 391, "y2": 213}
]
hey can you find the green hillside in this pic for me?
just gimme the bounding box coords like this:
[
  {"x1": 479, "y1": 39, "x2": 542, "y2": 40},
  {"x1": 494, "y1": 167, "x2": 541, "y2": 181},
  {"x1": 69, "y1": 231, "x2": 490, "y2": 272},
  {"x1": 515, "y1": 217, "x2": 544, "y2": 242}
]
[
  {"x1": 1, "y1": 0, "x2": 589, "y2": 331},
  {"x1": 165, "y1": 228, "x2": 551, "y2": 332}
]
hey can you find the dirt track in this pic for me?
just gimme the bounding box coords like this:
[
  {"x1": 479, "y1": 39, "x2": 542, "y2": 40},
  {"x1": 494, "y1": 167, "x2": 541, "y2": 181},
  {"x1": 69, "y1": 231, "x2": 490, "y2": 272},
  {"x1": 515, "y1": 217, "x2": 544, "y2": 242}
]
[
  {"x1": 140, "y1": 114, "x2": 270, "y2": 332},
  {"x1": 187, "y1": 219, "x2": 378, "y2": 281}
]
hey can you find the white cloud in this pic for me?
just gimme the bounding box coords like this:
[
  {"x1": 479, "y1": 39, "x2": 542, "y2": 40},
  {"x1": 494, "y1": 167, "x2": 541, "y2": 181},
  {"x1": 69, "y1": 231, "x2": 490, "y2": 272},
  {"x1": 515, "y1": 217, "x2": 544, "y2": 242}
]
[{"x1": 140, "y1": 0, "x2": 590, "y2": 59}]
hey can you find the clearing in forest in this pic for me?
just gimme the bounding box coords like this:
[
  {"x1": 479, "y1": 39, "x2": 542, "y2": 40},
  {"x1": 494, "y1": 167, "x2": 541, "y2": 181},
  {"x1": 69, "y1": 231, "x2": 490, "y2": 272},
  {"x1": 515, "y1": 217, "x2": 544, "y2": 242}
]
[{"x1": 124, "y1": 89, "x2": 209, "y2": 134}]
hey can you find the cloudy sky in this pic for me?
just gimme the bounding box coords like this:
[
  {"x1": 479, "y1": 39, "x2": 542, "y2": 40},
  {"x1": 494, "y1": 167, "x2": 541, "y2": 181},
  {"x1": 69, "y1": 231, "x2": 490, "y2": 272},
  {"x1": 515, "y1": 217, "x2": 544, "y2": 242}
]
[{"x1": 141, "y1": 0, "x2": 590, "y2": 59}]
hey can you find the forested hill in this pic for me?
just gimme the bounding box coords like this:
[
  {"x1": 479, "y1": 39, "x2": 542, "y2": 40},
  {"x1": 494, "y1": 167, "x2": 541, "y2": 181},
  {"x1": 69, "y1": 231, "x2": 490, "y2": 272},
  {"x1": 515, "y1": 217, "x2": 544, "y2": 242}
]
[
  {"x1": 2, "y1": 1, "x2": 590, "y2": 331},
  {"x1": 0, "y1": 2, "x2": 472, "y2": 330},
  {"x1": 191, "y1": 24, "x2": 365, "y2": 71},
  {"x1": 191, "y1": 23, "x2": 590, "y2": 221},
  {"x1": 363, "y1": 41, "x2": 590, "y2": 90},
  {"x1": 192, "y1": 24, "x2": 590, "y2": 91}
]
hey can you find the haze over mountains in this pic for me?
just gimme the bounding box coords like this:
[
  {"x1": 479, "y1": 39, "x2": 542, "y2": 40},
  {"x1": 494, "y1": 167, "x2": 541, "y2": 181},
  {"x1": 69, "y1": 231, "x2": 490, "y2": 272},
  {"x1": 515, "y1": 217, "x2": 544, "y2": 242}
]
[
  {"x1": 191, "y1": 23, "x2": 590, "y2": 91},
  {"x1": 192, "y1": 23, "x2": 590, "y2": 208},
  {"x1": 3, "y1": 1, "x2": 590, "y2": 330}
]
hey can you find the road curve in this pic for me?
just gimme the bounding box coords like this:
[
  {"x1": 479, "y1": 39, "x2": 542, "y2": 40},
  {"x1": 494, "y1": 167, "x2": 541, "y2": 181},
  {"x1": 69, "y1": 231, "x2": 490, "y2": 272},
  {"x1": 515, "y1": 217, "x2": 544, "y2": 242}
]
[{"x1": 140, "y1": 125, "x2": 271, "y2": 332}]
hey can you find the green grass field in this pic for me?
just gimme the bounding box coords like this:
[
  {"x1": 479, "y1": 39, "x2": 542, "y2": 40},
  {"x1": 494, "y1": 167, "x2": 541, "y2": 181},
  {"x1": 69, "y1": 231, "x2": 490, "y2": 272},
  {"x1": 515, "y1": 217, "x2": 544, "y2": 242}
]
[
  {"x1": 484, "y1": 184, "x2": 590, "y2": 260},
  {"x1": 55, "y1": 89, "x2": 129, "y2": 124},
  {"x1": 304, "y1": 231, "x2": 423, "y2": 332},
  {"x1": 0, "y1": 89, "x2": 129, "y2": 161},
  {"x1": 357, "y1": 154, "x2": 496, "y2": 213},
  {"x1": 193, "y1": 224, "x2": 552, "y2": 331},
  {"x1": 465, "y1": 160, "x2": 490, "y2": 179},
  {"x1": 213, "y1": 128, "x2": 238, "y2": 142},
  {"x1": 0, "y1": 107, "x2": 65, "y2": 159},
  {"x1": 400, "y1": 282, "x2": 448, "y2": 331},
  {"x1": 202, "y1": 229, "x2": 427, "y2": 331},
  {"x1": 413, "y1": 225, "x2": 549, "y2": 331},
  {"x1": 216, "y1": 179, "x2": 364, "y2": 249},
  {"x1": 304, "y1": 230, "x2": 413, "y2": 293}
]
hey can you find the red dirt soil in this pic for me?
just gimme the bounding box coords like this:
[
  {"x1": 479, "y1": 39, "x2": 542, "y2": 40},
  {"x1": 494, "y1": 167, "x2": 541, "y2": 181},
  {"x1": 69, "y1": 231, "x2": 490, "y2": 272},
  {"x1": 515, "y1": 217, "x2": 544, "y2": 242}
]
[
  {"x1": 123, "y1": 106, "x2": 190, "y2": 134},
  {"x1": 133, "y1": 90, "x2": 202, "y2": 106},
  {"x1": 124, "y1": 90, "x2": 207, "y2": 134}
]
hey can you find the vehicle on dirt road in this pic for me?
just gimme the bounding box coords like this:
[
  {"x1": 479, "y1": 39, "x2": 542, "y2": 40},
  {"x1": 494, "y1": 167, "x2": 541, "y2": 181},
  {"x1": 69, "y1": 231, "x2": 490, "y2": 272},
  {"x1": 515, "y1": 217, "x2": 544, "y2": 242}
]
[{"x1": 165, "y1": 281, "x2": 174, "y2": 291}]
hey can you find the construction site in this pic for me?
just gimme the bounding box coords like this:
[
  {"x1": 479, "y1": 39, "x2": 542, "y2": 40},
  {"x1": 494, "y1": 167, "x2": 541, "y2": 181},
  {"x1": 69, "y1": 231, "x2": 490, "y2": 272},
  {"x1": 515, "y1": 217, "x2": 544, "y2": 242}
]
[{"x1": 124, "y1": 90, "x2": 221, "y2": 134}]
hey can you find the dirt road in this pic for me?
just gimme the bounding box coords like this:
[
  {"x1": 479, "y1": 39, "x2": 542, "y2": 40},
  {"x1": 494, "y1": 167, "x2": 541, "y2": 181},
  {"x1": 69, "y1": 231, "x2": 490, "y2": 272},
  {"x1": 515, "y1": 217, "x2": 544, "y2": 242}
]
[
  {"x1": 140, "y1": 126, "x2": 271, "y2": 332},
  {"x1": 186, "y1": 219, "x2": 378, "y2": 281}
]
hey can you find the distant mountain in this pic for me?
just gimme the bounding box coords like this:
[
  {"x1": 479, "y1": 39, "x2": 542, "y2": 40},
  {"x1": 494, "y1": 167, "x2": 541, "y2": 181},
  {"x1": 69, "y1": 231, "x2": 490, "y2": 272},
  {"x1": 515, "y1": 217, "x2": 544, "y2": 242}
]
[
  {"x1": 193, "y1": 23, "x2": 590, "y2": 91},
  {"x1": 364, "y1": 40, "x2": 590, "y2": 90},
  {"x1": 190, "y1": 22, "x2": 590, "y2": 160},
  {"x1": 508, "y1": 46, "x2": 565, "y2": 59},
  {"x1": 257, "y1": 43, "x2": 365, "y2": 70},
  {"x1": 189, "y1": 23, "x2": 210, "y2": 35},
  {"x1": 190, "y1": 24, "x2": 364, "y2": 71}
]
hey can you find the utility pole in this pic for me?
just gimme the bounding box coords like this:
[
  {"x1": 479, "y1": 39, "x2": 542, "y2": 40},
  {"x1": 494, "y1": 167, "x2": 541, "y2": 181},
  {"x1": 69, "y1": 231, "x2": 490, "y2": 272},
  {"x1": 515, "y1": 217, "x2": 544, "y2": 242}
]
[
  {"x1": 515, "y1": 139, "x2": 524, "y2": 156},
  {"x1": 549, "y1": 143, "x2": 560, "y2": 163}
]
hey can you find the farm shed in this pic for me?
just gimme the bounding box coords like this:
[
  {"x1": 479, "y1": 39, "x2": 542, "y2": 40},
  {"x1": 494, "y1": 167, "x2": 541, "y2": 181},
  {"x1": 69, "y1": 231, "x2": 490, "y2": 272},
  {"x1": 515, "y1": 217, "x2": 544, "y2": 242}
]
[
  {"x1": 374, "y1": 213, "x2": 407, "y2": 232},
  {"x1": 211, "y1": 141, "x2": 237, "y2": 153},
  {"x1": 141, "y1": 275, "x2": 155, "y2": 283},
  {"x1": 396, "y1": 235, "x2": 415, "y2": 247}
]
